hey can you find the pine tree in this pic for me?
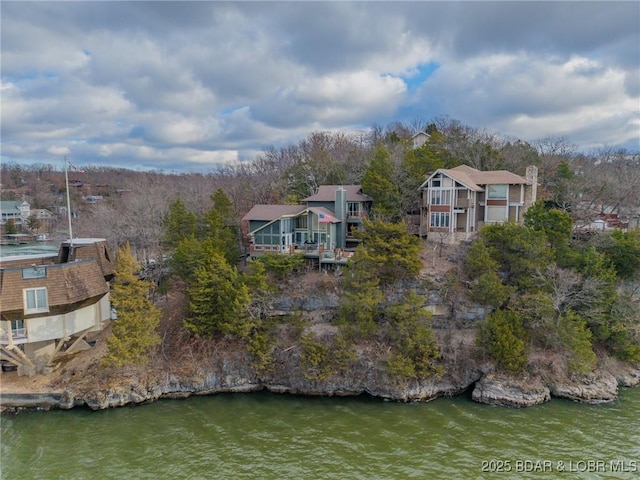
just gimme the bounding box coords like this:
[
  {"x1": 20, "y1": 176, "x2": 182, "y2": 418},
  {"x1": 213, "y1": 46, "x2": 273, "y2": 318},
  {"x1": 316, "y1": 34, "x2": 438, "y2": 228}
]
[
  {"x1": 361, "y1": 145, "x2": 401, "y2": 221},
  {"x1": 354, "y1": 219, "x2": 422, "y2": 285},
  {"x1": 185, "y1": 251, "x2": 252, "y2": 338},
  {"x1": 162, "y1": 198, "x2": 198, "y2": 250},
  {"x1": 103, "y1": 243, "x2": 160, "y2": 367},
  {"x1": 478, "y1": 309, "x2": 528, "y2": 374},
  {"x1": 203, "y1": 189, "x2": 240, "y2": 266}
]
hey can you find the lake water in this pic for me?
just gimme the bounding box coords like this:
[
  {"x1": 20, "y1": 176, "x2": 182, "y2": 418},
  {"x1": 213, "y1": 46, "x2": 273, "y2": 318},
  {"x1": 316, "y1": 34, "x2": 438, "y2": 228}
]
[{"x1": 1, "y1": 388, "x2": 639, "y2": 479}]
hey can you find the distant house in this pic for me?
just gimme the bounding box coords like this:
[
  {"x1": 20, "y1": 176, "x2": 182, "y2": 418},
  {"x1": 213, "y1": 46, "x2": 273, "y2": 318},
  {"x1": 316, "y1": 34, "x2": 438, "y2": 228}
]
[
  {"x1": 0, "y1": 201, "x2": 30, "y2": 232},
  {"x1": 411, "y1": 131, "x2": 431, "y2": 149},
  {"x1": 0, "y1": 239, "x2": 115, "y2": 376},
  {"x1": 418, "y1": 165, "x2": 538, "y2": 243},
  {"x1": 242, "y1": 185, "x2": 372, "y2": 258},
  {"x1": 85, "y1": 195, "x2": 104, "y2": 204},
  {"x1": 29, "y1": 208, "x2": 55, "y2": 233}
]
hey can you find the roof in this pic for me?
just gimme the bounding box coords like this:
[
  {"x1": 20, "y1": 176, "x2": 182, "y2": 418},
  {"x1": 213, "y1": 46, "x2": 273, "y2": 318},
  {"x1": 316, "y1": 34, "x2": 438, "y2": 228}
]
[
  {"x1": 242, "y1": 205, "x2": 306, "y2": 222},
  {"x1": 303, "y1": 185, "x2": 372, "y2": 203},
  {"x1": 0, "y1": 200, "x2": 29, "y2": 214},
  {"x1": 0, "y1": 260, "x2": 109, "y2": 314},
  {"x1": 419, "y1": 165, "x2": 530, "y2": 191}
]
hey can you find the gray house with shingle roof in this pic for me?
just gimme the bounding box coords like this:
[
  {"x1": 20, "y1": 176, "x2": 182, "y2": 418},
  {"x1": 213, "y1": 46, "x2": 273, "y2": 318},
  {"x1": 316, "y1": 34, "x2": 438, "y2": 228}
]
[
  {"x1": 418, "y1": 165, "x2": 538, "y2": 243},
  {"x1": 241, "y1": 185, "x2": 372, "y2": 256}
]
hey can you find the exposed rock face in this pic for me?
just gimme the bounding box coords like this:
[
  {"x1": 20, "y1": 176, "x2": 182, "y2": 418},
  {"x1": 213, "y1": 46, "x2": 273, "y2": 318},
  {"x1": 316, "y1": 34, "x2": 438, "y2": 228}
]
[
  {"x1": 472, "y1": 374, "x2": 551, "y2": 407},
  {"x1": 548, "y1": 371, "x2": 619, "y2": 404}
]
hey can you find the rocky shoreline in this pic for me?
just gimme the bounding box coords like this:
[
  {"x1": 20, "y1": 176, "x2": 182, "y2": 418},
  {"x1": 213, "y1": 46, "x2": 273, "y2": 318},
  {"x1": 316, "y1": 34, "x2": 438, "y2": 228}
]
[{"x1": 2, "y1": 353, "x2": 638, "y2": 413}]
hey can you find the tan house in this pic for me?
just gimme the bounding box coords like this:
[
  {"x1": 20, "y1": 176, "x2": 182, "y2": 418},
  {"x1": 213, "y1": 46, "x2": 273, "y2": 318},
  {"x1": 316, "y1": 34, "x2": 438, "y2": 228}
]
[
  {"x1": 0, "y1": 238, "x2": 115, "y2": 376},
  {"x1": 418, "y1": 165, "x2": 538, "y2": 243}
]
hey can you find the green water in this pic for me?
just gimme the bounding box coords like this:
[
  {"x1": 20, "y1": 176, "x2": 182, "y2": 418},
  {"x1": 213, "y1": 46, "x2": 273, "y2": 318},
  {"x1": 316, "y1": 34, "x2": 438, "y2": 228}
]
[{"x1": 2, "y1": 389, "x2": 639, "y2": 479}]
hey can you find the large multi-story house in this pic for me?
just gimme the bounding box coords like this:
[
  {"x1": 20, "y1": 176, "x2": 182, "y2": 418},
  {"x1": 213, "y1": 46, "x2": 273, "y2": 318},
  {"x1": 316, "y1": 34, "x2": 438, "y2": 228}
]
[
  {"x1": 418, "y1": 165, "x2": 538, "y2": 243},
  {"x1": 0, "y1": 200, "x2": 30, "y2": 233},
  {"x1": 0, "y1": 238, "x2": 115, "y2": 376},
  {"x1": 242, "y1": 185, "x2": 372, "y2": 260}
]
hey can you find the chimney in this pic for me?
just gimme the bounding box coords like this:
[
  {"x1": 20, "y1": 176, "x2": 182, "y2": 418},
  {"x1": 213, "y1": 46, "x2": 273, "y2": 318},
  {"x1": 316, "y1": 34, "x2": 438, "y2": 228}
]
[{"x1": 524, "y1": 165, "x2": 538, "y2": 209}]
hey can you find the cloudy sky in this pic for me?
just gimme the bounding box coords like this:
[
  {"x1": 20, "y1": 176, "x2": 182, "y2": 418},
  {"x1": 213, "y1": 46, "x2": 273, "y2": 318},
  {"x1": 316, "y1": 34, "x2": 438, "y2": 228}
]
[{"x1": 2, "y1": 1, "x2": 639, "y2": 172}]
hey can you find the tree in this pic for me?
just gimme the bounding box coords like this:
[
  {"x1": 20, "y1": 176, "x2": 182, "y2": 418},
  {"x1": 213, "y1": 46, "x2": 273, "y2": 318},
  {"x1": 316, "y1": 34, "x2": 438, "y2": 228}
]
[
  {"x1": 203, "y1": 188, "x2": 240, "y2": 266},
  {"x1": 5, "y1": 218, "x2": 17, "y2": 234},
  {"x1": 162, "y1": 198, "x2": 198, "y2": 250},
  {"x1": 185, "y1": 251, "x2": 252, "y2": 338},
  {"x1": 25, "y1": 215, "x2": 41, "y2": 233},
  {"x1": 478, "y1": 309, "x2": 528, "y2": 374},
  {"x1": 339, "y1": 254, "x2": 385, "y2": 338},
  {"x1": 361, "y1": 145, "x2": 401, "y2": 220},
  {"x1": 103, "y1": 243, "x2": 161, "y2": 367},
  {"x1": 353, "y1": 219, "x2": 422, "y2": 286},
  {"x1": 481, "y1": 222, "x2": 552, "y2": 290},
  {"x1": 599, "y1": 230, "x2": 640, "y2": 280},
  {"x1": 524, "y1": 201, "x2": 573, "y2": 262},
  {"x1": 171, "y1": 237, "x2": 218, "y2": 283},
  {"x1": 385, "y1": 292, "x2": 442, "y2": 378}
]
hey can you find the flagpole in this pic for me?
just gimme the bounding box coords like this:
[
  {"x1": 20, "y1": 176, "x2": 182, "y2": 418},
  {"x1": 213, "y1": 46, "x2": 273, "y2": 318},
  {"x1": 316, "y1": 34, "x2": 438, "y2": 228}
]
[{"x1": 64, "y1": 156, "x2": 74, "y2": 247}]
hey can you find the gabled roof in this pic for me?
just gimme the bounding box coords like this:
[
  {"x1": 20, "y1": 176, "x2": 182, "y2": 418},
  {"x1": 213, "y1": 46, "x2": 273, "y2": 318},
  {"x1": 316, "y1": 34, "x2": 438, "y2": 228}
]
[
  {"x1": 0, "y1": 200, "x2": 29, "y2": 214},
  {"x1": 303, "y1": 185, "x2": 372, "y2": 203},
  {"x1": 418, "y1": 165, "x2": 530, "y2": 191},
  {"x1": 242, "y1": 204, "x2": 306, "y2": 222}
]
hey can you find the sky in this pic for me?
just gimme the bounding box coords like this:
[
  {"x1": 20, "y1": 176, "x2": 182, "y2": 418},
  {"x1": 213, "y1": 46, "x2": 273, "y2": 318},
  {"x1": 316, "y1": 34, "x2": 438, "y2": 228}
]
[{"x1": 2, "y1": 1, "x2": 639, "y2": 172}]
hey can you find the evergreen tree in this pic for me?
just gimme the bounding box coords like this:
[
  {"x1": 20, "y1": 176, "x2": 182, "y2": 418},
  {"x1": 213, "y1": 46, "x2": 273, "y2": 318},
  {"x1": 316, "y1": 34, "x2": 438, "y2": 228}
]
[
  {"x1": 171, "y1": 237, "x2": 218, "y2": 283},
  {"x1": 354, "y1": 219, "x2": 422, "y2": 286},
  {"x1": 103, "y1": 243, "x2": 160, "y2": 367},
  {"x1": 385, "y1": 292, "x2": 442, "y2": 378},
  {"x1": 162, "y1": 198, "x2": 198, "y2": 250},
  {"x1": 361, "y1": 145, "x2": 401, "y2": 220},
  {"x1": 203, "y1": 189, "x2": 240, "y2": 266},
  {"x1": 478, "y1": 309, "x2": 528, "y2": 374},
  {"x1": 185, "y1": 251, "x2": 252, "y2": 338},
  {"x1": 339, "y1": 255, "x2": 385, "y2": 338},
  {"x1": 5, "y1": 219, "x2": 17, "y2": 234}
]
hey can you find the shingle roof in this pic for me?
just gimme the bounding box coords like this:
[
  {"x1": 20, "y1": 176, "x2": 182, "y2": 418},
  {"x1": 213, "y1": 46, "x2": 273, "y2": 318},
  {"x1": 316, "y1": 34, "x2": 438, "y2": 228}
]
[
  {"x1": 242, "y1": 204, "x2": 306, "y2": 222},
  {"x1": 303, "y1": 185, "x2": 372, "y2": 203},
  {"x1": 436, "y1": 165, "x2": 529, "y2": 191}
]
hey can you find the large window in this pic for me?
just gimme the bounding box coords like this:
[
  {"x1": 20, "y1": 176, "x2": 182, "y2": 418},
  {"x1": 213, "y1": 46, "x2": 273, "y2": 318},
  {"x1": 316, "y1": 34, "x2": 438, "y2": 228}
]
[
  {"x1": 430, "y1": 212, "x2": 450, "y2": 228},
  {"x1": 486, "y1": 206, "x2": 507, "y2": 222},
  {"x1": 295, "y1": 215, "x2": 308, "y2": 229},
  {"x1": 347, "y1": 202, "x2": 360, "y2": 217},
  {"x1": 430, "y1": 189, "x2": 451, "y2": 205},
  {"x1": 487, "y1": 184, "x2": 507, "y2": 199},
  {"x1": 24, "y1": 287, "x2": 48, "y2": 314}
]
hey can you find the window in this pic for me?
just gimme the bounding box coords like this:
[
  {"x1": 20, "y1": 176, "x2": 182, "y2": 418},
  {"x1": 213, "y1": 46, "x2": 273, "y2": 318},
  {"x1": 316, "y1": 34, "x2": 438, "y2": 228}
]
[
  {"x1": 295, "y1": 215, "x2": 308, "y2": 229},
  {"x1": 347, "y1": 202, "x2": 360, "y2": 217},
  {"x1": 22, "y1": 266, "x2": 47, "y2": 279},
  {"x1": 430, "y1": 212, "x2": 450, "y2": 228},
  {"x1": 432, "y1": 179, "x2": 441, "y2": 187},
  {"x1": 24, "y1": 288, "x2": 48, "y2": 314},
  {"x1": 488, "y1": 184, "x2": 507, "y2": 199},
  {"x1": 11, "y1": 320, "x2": 26, "y2": 339},
  {"x1": 430, "y1": 189, "x2": 451, "y2": 205},
  {"x1": 486, "y1": 206, "x2": 507, "y2": 222}
]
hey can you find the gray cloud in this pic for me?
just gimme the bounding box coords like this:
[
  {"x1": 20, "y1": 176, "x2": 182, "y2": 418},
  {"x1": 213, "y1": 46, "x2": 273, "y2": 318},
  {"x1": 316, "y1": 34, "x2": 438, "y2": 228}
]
[{"x1": 1, "y1": 1, "x2": 638, "y2": 171}]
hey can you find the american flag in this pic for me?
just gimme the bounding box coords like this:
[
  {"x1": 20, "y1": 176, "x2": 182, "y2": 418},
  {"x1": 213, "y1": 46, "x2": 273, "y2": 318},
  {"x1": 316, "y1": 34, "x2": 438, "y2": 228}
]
[
  {"x1": 319, "y1": 213, "x2": 336, "y2": 223},
  {"x1": 66, "y1": 157, "x2": 85, "y2": 173}
]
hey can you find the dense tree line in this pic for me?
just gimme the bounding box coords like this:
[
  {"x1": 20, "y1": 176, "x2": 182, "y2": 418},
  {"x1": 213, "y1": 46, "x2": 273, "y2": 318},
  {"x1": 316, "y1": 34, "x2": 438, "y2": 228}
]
[
  {"x1": 467, "y1": 204, "x2": 640, "y2": 374},
  {"x1": 3, "y1": 117, "x2": 638, "y2": 261}
]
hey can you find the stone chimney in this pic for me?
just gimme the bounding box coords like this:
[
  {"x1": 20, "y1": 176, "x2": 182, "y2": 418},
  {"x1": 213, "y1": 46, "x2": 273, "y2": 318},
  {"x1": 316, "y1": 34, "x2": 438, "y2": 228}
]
[{"x1": 524, "y1": 165, "x2": 538, "y2": 210}]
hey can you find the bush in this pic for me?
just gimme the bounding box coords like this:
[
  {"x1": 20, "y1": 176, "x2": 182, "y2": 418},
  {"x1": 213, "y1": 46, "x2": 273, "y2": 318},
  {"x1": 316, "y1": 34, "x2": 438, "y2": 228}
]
[{"x1": 478, "y1": 309, "x2": 528, "y2": 374}]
